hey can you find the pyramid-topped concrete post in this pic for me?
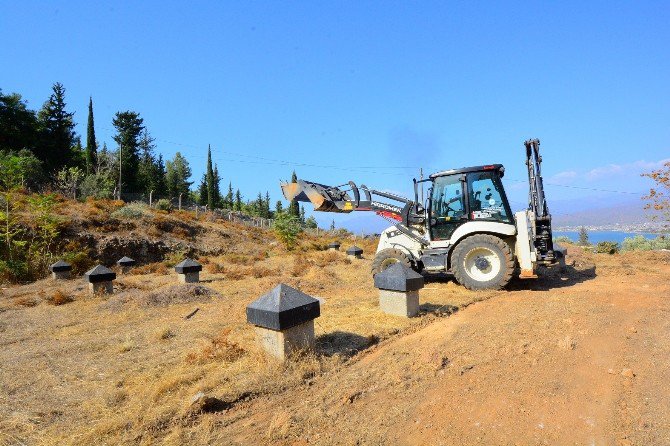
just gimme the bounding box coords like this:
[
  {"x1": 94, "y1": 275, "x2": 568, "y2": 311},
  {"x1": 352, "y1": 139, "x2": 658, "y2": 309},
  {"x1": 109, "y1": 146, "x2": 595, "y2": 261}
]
[
  {"x1": 49, "y1": 260, "x2": 72, "y2": 280},
  {"x1": 328, "y1": 241, "x2": 341, "y2": 251},
  {"x1": 246, "y1": 284, "x2": 320, "y2": 361},
  {"x1": 117, "y1": 256, "x2": 136, "y2": 274},
  {"x1": 346, "y1": 245, "x2": 363, "y2": 259},
  {"x1": 84, "y1": 265, "x2": 116, "y2": 295},
  {"x1": 175, "y1": 259, "x2": 202, "y2": 283},
  {"x1": 374, "y1": 263, "x2": 424, "y2": 317}
]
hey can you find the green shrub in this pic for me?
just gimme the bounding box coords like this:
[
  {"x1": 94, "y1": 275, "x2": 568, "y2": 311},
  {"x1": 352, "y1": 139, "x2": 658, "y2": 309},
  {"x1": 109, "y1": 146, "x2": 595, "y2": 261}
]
[
  {"x1": 62, "y1": 250, "x2": 94, "y2": 274},
  {"x1": 595, "y1": 241, "x2": 620, "y2": 254},
  {"x1": 554, "y1": 235, "x2": 572, "y2": 244},
  {"x1": 622, "y1": 235, "x2": 670, "y2": 251},
  {"x1": 273, "y1": 212, "x2": 303, "y2": 250},
  {"x1": 0, "y1": 259, "x2": 29, "y2": 283},
  {"x1": 111, "y1": 202, "x2": 148, "y2": 219},
  {"x1": 155, "y1": 199, "x2": 172, "y2": 212}
]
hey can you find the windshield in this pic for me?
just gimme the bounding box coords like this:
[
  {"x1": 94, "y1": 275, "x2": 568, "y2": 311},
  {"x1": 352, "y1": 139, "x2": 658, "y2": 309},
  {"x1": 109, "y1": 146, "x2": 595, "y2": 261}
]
[{"x1": 466, "y1": 171, "x2": 512, "y2": 223}]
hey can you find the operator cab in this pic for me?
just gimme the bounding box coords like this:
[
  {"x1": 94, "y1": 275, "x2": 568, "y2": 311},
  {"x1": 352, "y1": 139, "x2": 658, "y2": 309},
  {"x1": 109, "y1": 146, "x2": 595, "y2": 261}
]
[{"x1": 427, "y1": 164, "x2": 513, "y2": 241}]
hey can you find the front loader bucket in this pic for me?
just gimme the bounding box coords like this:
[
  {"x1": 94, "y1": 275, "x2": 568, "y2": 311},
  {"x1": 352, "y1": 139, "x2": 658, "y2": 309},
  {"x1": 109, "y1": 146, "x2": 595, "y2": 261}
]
[{"x1": 280, "y1": 180, "x2": 355, "y2": 213}]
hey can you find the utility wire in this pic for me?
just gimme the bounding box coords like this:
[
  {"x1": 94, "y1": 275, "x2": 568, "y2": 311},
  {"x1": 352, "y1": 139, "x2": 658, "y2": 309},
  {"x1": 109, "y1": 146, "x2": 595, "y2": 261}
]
[{"x1": 99, "y1": 127, "x2": 649, "y2": 196}]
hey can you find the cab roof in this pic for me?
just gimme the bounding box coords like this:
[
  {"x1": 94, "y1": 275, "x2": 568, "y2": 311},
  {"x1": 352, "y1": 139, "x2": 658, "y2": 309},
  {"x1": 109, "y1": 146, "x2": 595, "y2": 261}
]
[{"x1": 429, "y1": 164, "x2": 505, "y2": 179}]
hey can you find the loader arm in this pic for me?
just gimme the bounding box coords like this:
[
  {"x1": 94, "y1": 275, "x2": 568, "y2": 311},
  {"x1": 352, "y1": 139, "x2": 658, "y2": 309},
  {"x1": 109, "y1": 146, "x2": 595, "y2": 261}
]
[
  {"x1": 281, "y1": 179, "x2": 427, "y2": 245},
  {"x1": 524, "y1": 138, "x2": 556, "y2": 264}
]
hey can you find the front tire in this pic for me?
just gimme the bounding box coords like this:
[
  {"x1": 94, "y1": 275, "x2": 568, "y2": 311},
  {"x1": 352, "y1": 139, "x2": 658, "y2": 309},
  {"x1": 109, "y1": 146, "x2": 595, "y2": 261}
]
[
  {"x1": 371, "y1": 248, "x2": 413, "y2": 276},
  {"x1": 451, "y1": 234, "x2": 514, "y2": 290}
]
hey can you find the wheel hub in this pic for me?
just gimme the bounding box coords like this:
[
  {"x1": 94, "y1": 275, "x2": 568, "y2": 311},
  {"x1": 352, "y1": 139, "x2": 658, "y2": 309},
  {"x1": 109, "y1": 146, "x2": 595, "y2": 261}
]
[
  {"x1": 463, "y1": 247, "x2": 501, "y2": 282},
  {"x1": 474, "y1": 257, "x2": 490, "y2": 271}
]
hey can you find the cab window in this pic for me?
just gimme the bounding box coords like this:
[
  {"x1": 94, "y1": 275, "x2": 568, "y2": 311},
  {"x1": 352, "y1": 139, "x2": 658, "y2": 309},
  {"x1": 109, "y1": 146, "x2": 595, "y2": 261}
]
[
  {"x1": 430, "y1": 175, "x2": 465, "y2": 240},
  {"x1": 467, "y1": 171, "x2": 511, "y2": 223}
]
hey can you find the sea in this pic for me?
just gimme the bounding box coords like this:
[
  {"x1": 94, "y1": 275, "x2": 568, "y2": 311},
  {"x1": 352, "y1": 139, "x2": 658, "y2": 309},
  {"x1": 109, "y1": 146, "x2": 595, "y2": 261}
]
[{"x1": 553, "y1": 231, "x2": 668, "y2": 244}]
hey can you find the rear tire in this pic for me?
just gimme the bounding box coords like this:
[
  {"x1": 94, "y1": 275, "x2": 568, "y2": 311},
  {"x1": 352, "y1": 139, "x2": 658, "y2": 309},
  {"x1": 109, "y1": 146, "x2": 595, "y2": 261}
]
[
  {"x1": 371, "y1": 248, "x2": 413, "y2": 276},
  {"x1": 451, "y1": 234, "x2": 514, "y2": 290}
]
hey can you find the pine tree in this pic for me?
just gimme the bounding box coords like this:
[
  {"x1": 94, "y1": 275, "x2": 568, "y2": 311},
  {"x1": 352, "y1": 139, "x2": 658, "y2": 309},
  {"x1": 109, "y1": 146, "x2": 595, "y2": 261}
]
[
  {"x1": 85, "y1": 97, "x2": 97, "y2": 175},
  {"x1": 330, "y1": 219, "x2": 335, "y2": 231},
  {"x1": 165, "y1": 152, "x2": 192, "y2": 197},
  {"x1": 300, "y1": 205, "x2": 306, "y2": 225},
  {"x1": 0, "y1": 90, "x2": 39, "y2": 154},
  {"x1": 37, "y1": 82, "x2": 77, "y2": 173},
  {"x1": 137, "y1": 129, "x2": 158, "y2": 195},
  {"x1": 255, "y1": 192, "x2": 265, "y2": 217},
  {"x1": 154, "y1": 154, "x2": 167, "y2": 196},
  {"x1": 265, "y1": 192, "x2": 271, "y2": 217},
  {"x1": 275, "y1": 200, "x2": 284, "y2": 215},
  {"x1": 235, "y1": 189, "x2": 242, "y2": 211},
  {"x1": 288, "y1": 170, "x2": 300, "y2": 218},
  {"x1": 578, "y1": 226, "x2": 589, "y2": 246},
  {"x1": 112, "y1": 111, "x2": 145, "y2": 194}
]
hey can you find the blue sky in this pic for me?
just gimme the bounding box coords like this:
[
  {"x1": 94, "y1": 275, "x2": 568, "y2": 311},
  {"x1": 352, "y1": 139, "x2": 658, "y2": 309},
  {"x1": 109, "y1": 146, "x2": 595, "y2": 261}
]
[{"x1": 1, "y1": 1, "x2": 668, "y2": 231}]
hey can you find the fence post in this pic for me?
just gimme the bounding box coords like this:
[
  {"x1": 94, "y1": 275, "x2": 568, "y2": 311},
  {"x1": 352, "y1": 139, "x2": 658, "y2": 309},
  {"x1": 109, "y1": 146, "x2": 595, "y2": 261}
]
[
  {"x1": 179, "y1": 193, "x2": 182, "y2": 211},
  {"x1": 149, "y1": 190, "x2": 153, "y2": 207},
  {"x1": 195, "y1": 205, "x2": 198, "y2": 218}
]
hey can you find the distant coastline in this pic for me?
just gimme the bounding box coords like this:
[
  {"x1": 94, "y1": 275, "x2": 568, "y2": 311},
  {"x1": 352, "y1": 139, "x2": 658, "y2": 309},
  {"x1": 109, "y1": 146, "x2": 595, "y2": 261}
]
[{"x1": 553, "y1": 230, "x2": 668, "y2": 244}]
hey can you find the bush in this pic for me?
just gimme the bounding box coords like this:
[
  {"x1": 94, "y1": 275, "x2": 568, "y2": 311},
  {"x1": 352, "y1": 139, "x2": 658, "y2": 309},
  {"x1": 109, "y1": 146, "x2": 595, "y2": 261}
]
[
  {"x1": 155, "y1": 199, "x2": 172, "y2": 212},
  {"x1": 111, "y1": 202, "x2": 148, "y2": 219},
  {"x1": 595, "y1": 241, "x2": 620, "y2": 254},
  {"x1": 554, "y1": 235, "x2": 573, "y2": 244},
  {"x1": 273, "y1": 212, "x2": 303, "y2": 250},
  {"x1": 622, "y1": 234, "x2": 670, "y2": 251}
]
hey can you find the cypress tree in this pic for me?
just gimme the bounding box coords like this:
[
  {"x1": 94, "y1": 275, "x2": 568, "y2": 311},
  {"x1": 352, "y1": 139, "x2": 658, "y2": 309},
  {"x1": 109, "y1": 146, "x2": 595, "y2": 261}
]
[
  {"x1": 235, "y1": 189, "x2": 242, "y2": 211},
  {"x1": 85, "y1": 96, "x2": 97, "y2": 175},
  {"x1": 212, "y1": 164, "x2": 222, "y2": 208},
  {"x1": 205, "y1": 145, "x2": 215, "y2": 208},
  {"x1": 197, "y1": 174, "x2": 208, "y2": 205},
  {"x1": 225, "y1": 182, "x2": 234, "y2": 209}
]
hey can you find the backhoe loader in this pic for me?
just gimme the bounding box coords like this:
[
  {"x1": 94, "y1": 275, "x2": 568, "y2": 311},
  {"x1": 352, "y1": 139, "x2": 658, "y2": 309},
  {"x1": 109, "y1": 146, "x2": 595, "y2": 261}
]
[{"x1": 281, "y1": 139, "x2": 564, "y2": 290}]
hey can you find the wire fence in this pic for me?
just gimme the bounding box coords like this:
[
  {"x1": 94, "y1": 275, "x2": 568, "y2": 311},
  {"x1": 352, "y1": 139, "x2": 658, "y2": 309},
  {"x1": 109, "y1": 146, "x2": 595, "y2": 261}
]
[{"x1": 119, "y1": 192, "x2": 275, "y2": 229}]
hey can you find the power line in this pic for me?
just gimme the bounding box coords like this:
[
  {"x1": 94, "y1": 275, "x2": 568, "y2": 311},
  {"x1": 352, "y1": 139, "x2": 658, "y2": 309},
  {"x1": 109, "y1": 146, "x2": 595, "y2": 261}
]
[{"x1": 98, "y1": 127, "x2": 649, "y2": 196}]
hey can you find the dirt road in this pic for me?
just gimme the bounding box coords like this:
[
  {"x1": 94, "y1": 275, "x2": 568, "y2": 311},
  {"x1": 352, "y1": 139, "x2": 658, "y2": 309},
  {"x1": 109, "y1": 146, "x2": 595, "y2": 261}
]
[{"x1": 218, "y1": 250, "x2": 670, "y2": 446}]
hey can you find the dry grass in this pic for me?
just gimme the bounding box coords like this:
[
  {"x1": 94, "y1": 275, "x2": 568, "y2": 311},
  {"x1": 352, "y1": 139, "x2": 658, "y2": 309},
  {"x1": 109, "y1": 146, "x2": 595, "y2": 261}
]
[
  {"x1": 12, "y1": 295, "x2": 40, "y2": 307},
  {"x1": 205, "y1": 262, "x2": 225, "y2": 274},
  {"x1": 130, "y1": 262, "x2": 169, "y2": 276},
  {"x1": 0, "y1": 220, "x2": 518, "y2": 446},
  {"x1": 185, "y1": 329, "x2": 246, "y2": 364},
  {"x1": 291, "y1": 255, "x2": 312, "y2": 277},
  {"x1": 45, "y1": 289, "x2": 74, "y2": 306}
]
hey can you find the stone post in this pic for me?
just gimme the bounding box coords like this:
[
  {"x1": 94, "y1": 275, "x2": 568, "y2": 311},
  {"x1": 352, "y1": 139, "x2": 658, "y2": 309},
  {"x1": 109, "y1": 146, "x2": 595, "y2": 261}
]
[
  {"x1": 117, "y1": 256, "x2": 136, "y2": 274},
  {"x1": 327, "y1": 242, "x2": 341, "y2": 251},
  {"x1": 84, "y1": 265, "x2": 116, "y2": 295},
  {"x1": 49, "y1": 260, "x2": 72, "y2": 280},
  {"x1": 373, "y1": 263, "x2": 424, "y2": 318},
  {"x1": 346, "y1": 245, "x2": 363, "y2": 259},
  {"x1": 246, "y1": 283, "x2": 320, "y2": 361},
  {"x1": 175, "y1": 258, "x2": 202, "y2": 283}
]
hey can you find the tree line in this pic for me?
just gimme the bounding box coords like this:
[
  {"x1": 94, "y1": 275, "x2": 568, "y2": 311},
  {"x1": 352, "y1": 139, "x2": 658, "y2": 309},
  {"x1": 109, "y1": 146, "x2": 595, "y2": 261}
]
[{"x1": 0, "y1": 82, "x2": 315, "y2": 224}]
